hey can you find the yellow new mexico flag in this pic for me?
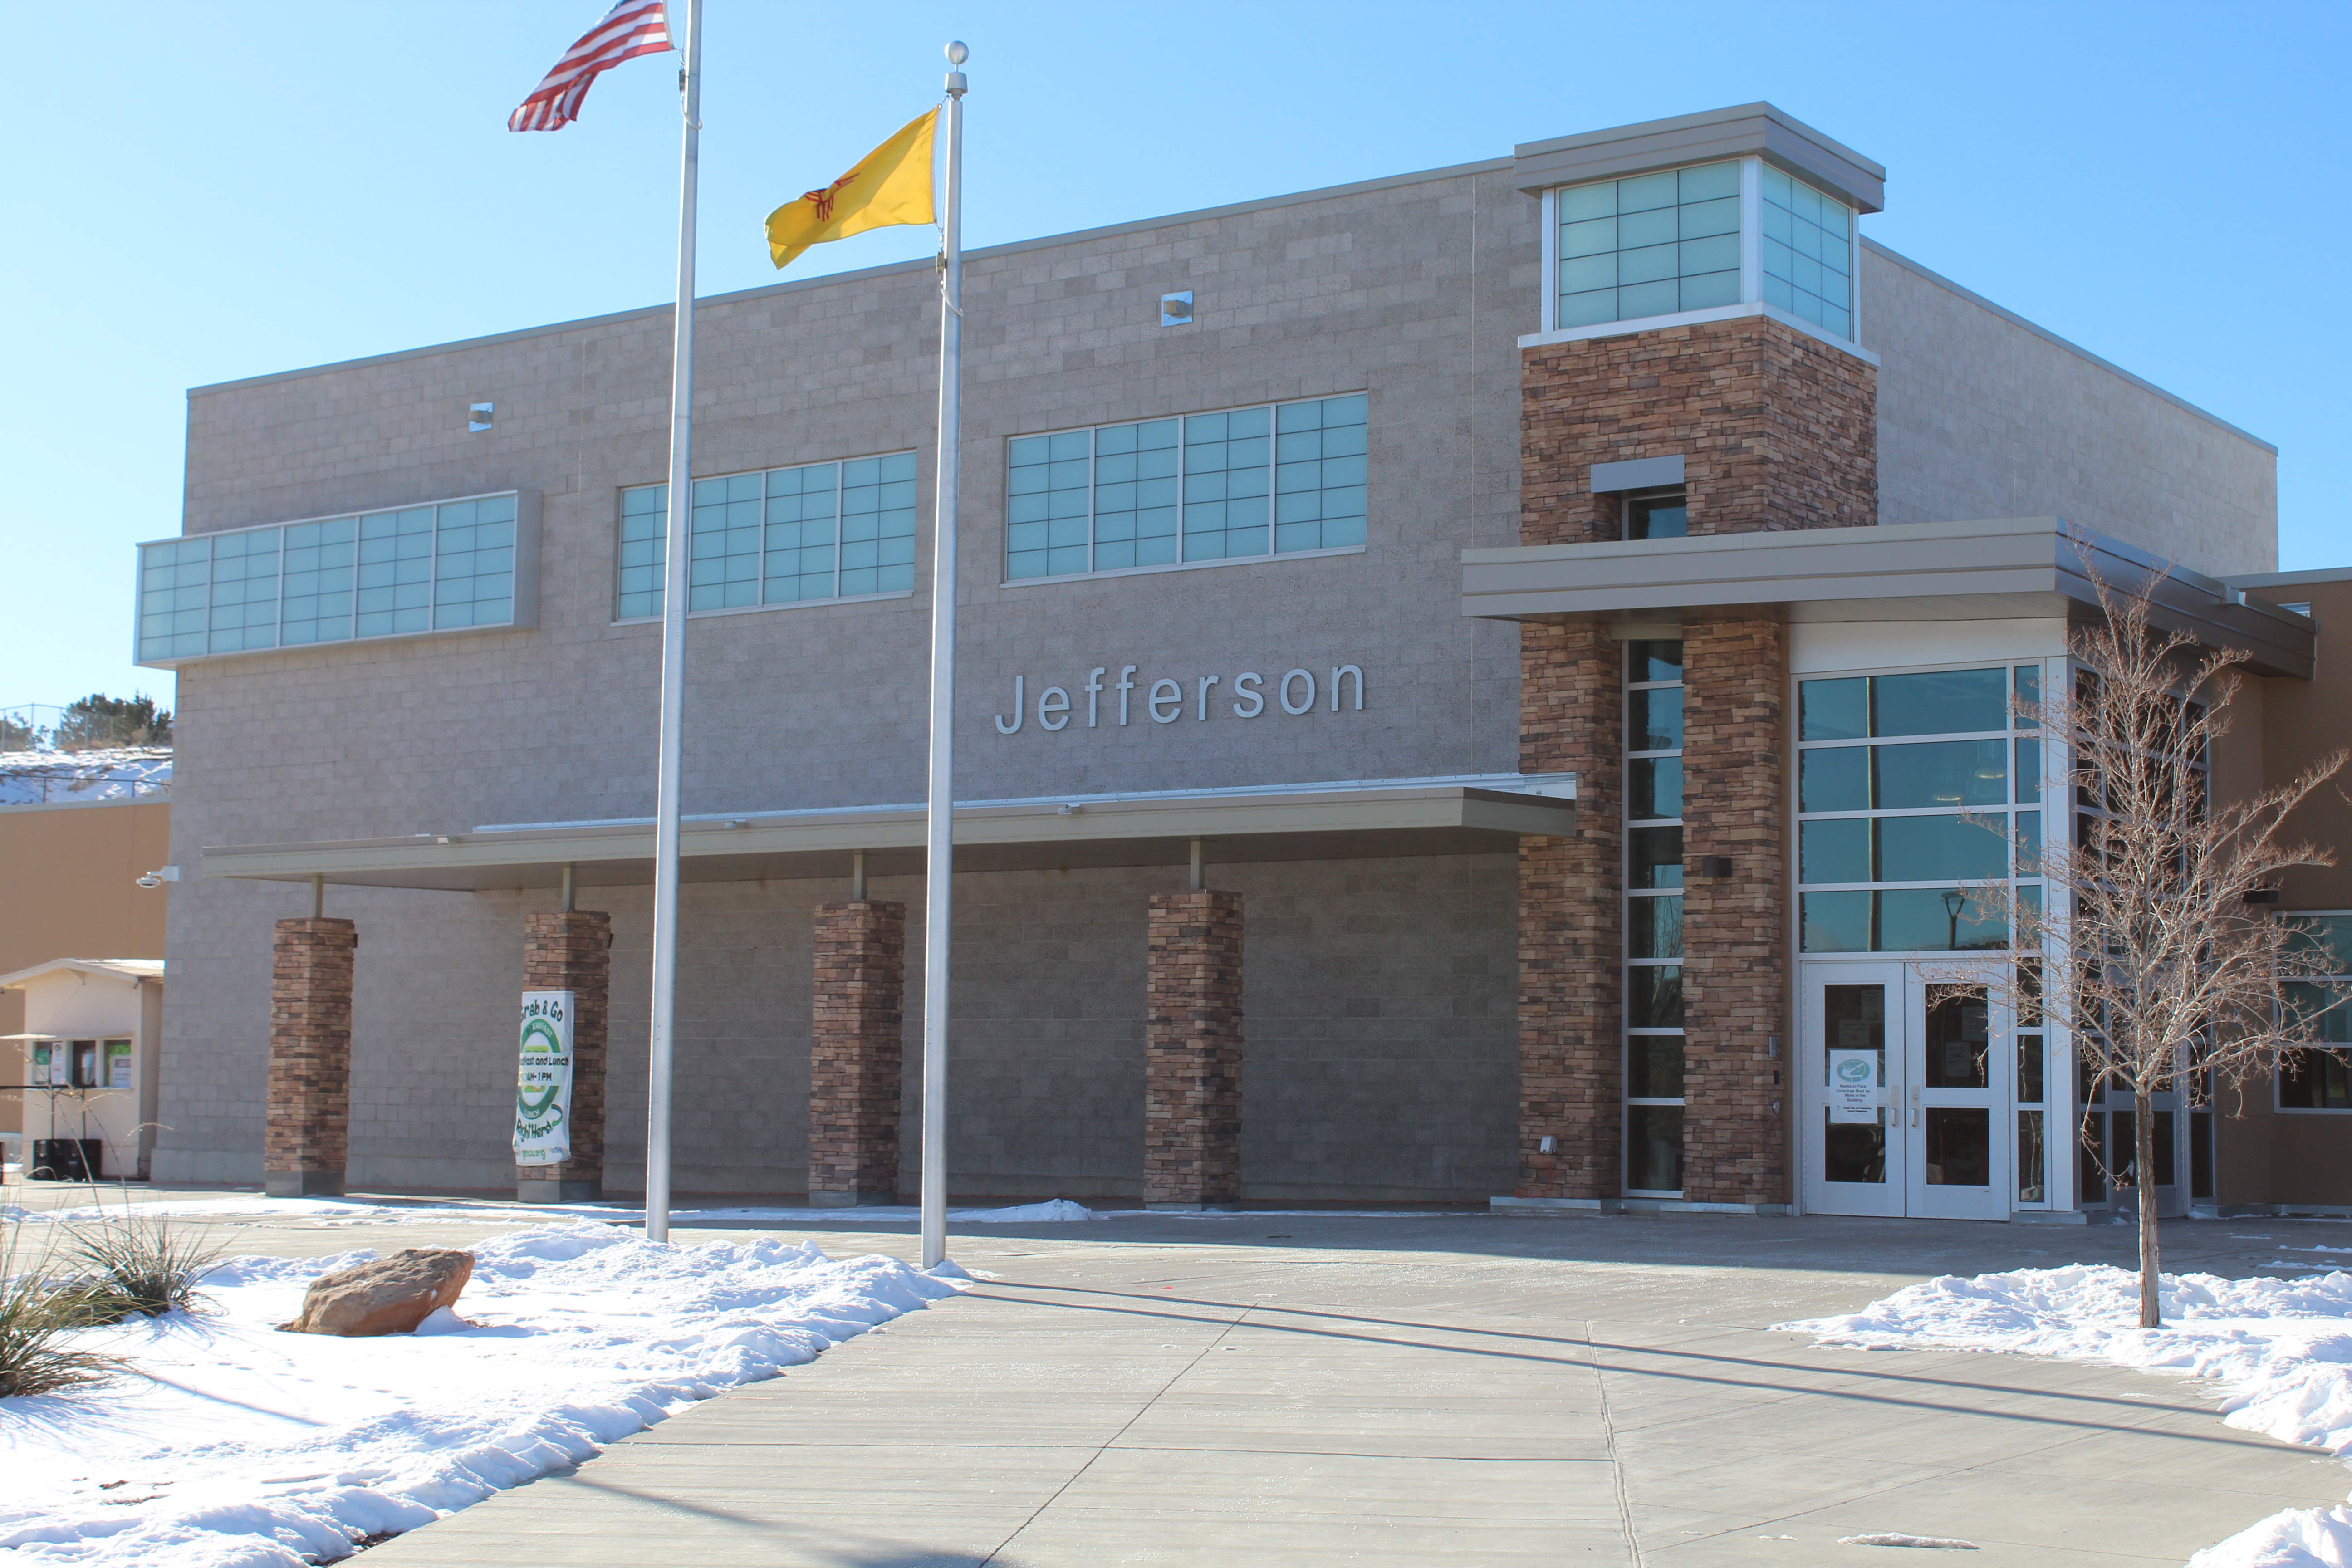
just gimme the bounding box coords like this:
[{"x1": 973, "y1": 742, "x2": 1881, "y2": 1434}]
[{"x1": 765, "y1": 110, "x2": 938, "y2": 271}]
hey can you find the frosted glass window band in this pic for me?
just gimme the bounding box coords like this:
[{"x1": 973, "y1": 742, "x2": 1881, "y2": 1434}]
[
  {"x1": 136, "y1": 491, "x2": 527, "y2": 662},
  {"x1": 1761, "y1": 165, "x2": 1853, "y2": 340},
  {"x1": 1555, "y1": 161, "x2": 1743, "y2": 330},
  {"x1": 1549, "y1": 159, "x2": 1856, "y2": 339},
  {"x1": 1006, "y1": 393, "x2": 1367, "y2": 582},
  {"x1": 618, "y1": 451, "x2": 919, "y2": 621}
]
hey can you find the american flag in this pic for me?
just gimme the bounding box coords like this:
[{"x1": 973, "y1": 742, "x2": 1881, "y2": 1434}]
[{"x1": 508, "y1": 0, "x2": 673, "y2": 133}]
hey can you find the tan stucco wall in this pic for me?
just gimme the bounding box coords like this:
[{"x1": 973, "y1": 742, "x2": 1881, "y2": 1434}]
[
  {"x1": 2256, "y1": 580, "x2": 2352, "y2": 914},
  {"x1": 0, "y1": 801, "x2": 170, "y2": 1136},
  {"x1": 2207, "y1": 579, "x2": 2352, "y2": 1208}
]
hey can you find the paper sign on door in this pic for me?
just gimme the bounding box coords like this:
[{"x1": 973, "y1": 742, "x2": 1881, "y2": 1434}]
[{"x1": 1828, "y1": 1049, "x2": 1880, "y2": 1124}]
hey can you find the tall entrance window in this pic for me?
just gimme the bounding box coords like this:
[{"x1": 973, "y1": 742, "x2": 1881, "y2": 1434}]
[
  {"x1": 1797, "y1": 658, "x2": 2064, "y2": 1219},
  {"x1": 1797, "y1": 663, "x2": 2045, "y2": 954},
  {"x1": 1625, "y1": 638, "x2": 1685, "y2": 1195}
]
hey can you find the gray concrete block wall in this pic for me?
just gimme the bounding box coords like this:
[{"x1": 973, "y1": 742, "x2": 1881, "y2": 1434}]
[
  {"x1": 1864, "y1": 242, "x2": 2276, "y2": 575},
  {"x1": 154, "y1": 854, "x2": 1515, "y2": 1202},
  {"x1": 170, "y1": 159, "x2": 1538, "y2": 848},
  {"x1": 157, "y1": 160, "x2": 1542, "y2": 1186},
  {"x1": 1232, "y1": 854, "x2": 1517, "y2": 1200}
]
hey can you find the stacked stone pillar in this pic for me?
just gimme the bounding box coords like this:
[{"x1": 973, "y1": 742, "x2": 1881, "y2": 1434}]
[
  {"x1": 1514, "y1": 312, "x2": 1875, "y2": 1212},
  {"x1": 808, "y1": 900, "x2": 907, "y2": 1206},
  {"x1": 1143, "y1": 889, "x2": 1243, "y2": 1209},
  {"x1": 264, "y1": 917, "x2": 358, "y2": 1198},
  {"x1": 1515, "y1": 621, "x2": 1622, "y2": 1200},
  {"x1": 516, "y1": 911, "x2": 612, "y2": 1203},
  {"x1": 1680, "y1": 621, "x2": 1791, "y2": 1206}
]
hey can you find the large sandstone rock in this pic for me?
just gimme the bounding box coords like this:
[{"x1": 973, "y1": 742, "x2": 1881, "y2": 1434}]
[{"x1": 280, "y1": 1248, "x2": 474, "y2": 1337}]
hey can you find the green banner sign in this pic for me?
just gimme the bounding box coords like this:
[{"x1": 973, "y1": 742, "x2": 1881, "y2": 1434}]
[{"x1": 513, "y1": 990, "x2": 575, "y2": 1166}]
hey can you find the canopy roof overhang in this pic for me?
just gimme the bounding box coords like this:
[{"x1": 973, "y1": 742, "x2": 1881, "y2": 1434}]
[
  {"x1": 1460, "y1": 516, "x2": 2315, "y2": 679},
  {"x1": 201, "y1": 774, "x2": 1578, "y2": 893},
  {"x1": 0, "y1": 958, "x2": 164, "y2": 992}
]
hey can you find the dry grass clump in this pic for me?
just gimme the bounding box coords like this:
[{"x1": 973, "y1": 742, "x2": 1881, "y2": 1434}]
[
  {"x1": 0, "y1": 1227, "x2": 119, "y2": 1397},
  {"x1": 63, "y1": 1210, "x2": 223, "y2": 1324},
  {"x1": 0, "y1": 1203, "x2": 224, "y2": 1397}
]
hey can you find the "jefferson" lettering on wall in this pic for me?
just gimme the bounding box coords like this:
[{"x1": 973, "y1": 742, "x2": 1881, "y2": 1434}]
[{"x1": 993, "y1": 664, "x2": 1366, "y2": 735}]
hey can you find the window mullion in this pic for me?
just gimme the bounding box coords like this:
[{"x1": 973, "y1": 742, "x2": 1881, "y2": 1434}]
[{"x1": 1091, "y1": 430, "x2": 1110, "y2": 576}]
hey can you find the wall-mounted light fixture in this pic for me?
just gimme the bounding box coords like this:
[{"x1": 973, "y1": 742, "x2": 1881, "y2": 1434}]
[
  {"x1": 134, "y1": 865, "x2": 180, "y2": 890},
  {"x1": 1160, "y1": 291, "x2": 1193, "y2": 327},
  {"x1": 1695, "y1": 855, "x2": 1734, "y2": 878},
  {"x1": 469, "y1": 402, "x2": 495, "y2": 432}
]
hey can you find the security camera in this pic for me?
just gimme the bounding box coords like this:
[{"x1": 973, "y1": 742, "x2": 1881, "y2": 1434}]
[{"x1": 136, "y1": 866, "x2": 181, "y2": 890}]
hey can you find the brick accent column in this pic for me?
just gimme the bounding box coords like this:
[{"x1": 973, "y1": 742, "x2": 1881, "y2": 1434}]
[
  {"x1": 1143, "y1": 890, "x2": 1242, "y2": 1209},
  {"x1": 1515, "y1": 622, "x2": 1622, "y2": 1200},
  {"x1": 1680, "y1": 619, "x2": 1791, "y2": 1207},
  {"x1": 265, "y1": 918, "x2": 357, "y2": 1199},
  {"x1": 1515, "y1": 313, "x2": 1871, "y2": 1213},
  {"x1": 516, "y1": 911, "x2": 612, "y2": 1203},
  {"x1": 808, "y1": 900, "x2": 906, "y2": 1207}
]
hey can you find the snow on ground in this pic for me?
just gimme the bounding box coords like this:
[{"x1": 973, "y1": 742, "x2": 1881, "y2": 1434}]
[
  {"x1": 0, "y1": 748, "x2": 172, "y2": 807},
  {"x1": 0, "y1": 1223, "x2": 967, "y2": 1567},
  {"x1": 1782, "y1": 1264, "x2": 2352, "y2": 1568}
]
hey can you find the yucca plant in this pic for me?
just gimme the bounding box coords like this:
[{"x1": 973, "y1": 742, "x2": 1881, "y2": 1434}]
[
  {"x1": 0, "y1": 1227, "x2": 118, "y2": 1397},
  {"x1": 63, "y1": 1208, "x2": 222, "y2": 1324}
]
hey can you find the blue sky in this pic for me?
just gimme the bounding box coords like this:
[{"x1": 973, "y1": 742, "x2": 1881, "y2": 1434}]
[{"x1": 3, "y1": 0, "x2": 2344, "y2": 714}]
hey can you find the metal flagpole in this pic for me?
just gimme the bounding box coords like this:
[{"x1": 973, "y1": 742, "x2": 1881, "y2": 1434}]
[
  {"x1": 920, "y1": 41, "x2": 968, "y2": 1270},
  {"x1": 645, "y1": 0, "x2": 703, "y2": 1246}
]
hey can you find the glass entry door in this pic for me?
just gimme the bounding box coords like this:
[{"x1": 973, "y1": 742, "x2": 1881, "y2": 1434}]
[
  {"x1": 1803, "y1": 963, "x2": 1906, "y2": 1216},
  {"x1": 1905, "y1": 980, "x2": 2008, "y2": 1220},
  {"x1": 1802, "y1": 965, "x2": 2012, "y2": 1220}
]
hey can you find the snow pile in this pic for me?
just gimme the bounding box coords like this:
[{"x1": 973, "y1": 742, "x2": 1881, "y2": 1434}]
[
  {"x1": 0, "y1": 1224, "x2": 967, "y2": 1566},
  {"x1": 0, "y1": 748, "x2": 172, "y2": 806},
  {"x1": 1783, "y1": 1265, "x2": 2352, "y2": 1568}
]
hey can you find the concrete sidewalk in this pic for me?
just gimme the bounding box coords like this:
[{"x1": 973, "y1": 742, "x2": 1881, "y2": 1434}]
[{"x1": 303, "y1": 1207, "x2": 2352, "y2": 1567}]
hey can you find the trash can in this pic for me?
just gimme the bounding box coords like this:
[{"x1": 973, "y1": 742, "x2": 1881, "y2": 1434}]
[{"x1": 30, "y1": 1139, "x2": 102, "y2": 1181}]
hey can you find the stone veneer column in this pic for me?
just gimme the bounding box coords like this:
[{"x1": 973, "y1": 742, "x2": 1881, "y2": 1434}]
[
  {"x1": 1515, "y1": 622, "x2": 1622, "y2": 1200},
  {"x1": 517, "y1": 911, "x2": 612, "y2": 1203},
  {"x1": 1680, "y1": 619, "x2": 1792, "y2": 1207},
  {"x1": 1143, "y1": 889, "x2": 1243, "y2": 1209},
  {"x1": 1516, "y1": 310, "x2": 1873, "y2": 1211},
  {"x1": 264, "y1": 917, "x2": 358, "y2": 1198},
  {"x1": 808, "y1": 900, "x2": 907, "y2": 1207},
  {"x1": 1519, "y1": 316, "x2": 1877, "y2": 544}
]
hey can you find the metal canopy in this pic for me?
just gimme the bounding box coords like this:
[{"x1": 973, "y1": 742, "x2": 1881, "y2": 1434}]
[
  {"x1": 1460, "y1": 516, "x2": 2316, "y2": 679},
  {"x1": 201, "y1": 774, "x2": 1578, "y2": 893}
]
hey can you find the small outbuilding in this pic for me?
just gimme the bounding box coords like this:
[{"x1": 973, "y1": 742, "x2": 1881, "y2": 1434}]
[{"x1": 1, "y1": 958, "x2": 165, "y2": 1181}]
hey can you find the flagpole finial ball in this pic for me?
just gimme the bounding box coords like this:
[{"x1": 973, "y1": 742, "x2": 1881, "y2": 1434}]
[{"x1": 945, "y1": 41, "x2": 969, "y2": 65}]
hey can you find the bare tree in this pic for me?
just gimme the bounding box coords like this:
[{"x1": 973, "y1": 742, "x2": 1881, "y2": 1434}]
[{"x1": 1939, "y1": 564, "x2": 2345, "y2": 1328}]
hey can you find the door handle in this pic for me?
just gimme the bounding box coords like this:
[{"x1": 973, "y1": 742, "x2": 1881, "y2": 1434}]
[{"x1": 1910, "y1": 1086, "x2": 1921, "y2": 1128}]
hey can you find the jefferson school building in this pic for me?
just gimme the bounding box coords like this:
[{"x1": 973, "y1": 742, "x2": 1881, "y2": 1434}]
[{"x1": 139, "y1": 105, "x2": 2352, "y2": 1221}]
